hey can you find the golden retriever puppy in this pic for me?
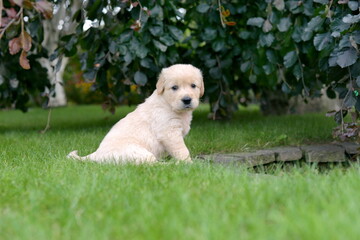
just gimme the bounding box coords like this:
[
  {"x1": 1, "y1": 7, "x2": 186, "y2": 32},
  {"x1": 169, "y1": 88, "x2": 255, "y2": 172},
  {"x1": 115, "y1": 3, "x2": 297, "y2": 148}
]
[{"x1": 68, "y1": 64, "x2": 204, "y2": 164}]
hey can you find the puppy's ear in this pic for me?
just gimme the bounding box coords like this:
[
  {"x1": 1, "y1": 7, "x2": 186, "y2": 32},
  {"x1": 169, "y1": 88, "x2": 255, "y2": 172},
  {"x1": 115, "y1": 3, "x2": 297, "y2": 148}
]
[
  {"x1": 198, "y1": 70, "x2": 205, "y2": 97},
  {"x1": 199, "y1": 79, "x2": 205, "y2": 97},
  {"x1": 156, "y1": 69, "x2": 166, "y2": 95}
]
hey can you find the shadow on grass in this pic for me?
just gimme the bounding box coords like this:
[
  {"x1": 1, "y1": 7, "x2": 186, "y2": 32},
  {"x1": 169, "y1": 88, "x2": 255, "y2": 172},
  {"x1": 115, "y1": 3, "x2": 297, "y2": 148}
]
[
  {"x1": 1, "y1": 104, "x2": 337, "y2": 152},
  {"x1": 0, "y1": 104, "x2": 262, "y2": 133}
]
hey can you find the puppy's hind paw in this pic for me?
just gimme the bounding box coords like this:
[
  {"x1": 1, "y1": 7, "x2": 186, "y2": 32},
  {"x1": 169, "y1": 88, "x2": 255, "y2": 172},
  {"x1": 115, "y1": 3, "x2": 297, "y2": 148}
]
[{"x1": 67, "y1": 150, "x2": 80, "y2": 160}]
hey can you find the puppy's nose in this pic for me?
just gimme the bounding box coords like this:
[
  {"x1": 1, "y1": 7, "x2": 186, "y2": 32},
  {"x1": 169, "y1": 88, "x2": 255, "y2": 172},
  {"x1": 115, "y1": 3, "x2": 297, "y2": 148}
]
[{"x1": 182, "y1": 97, "x2": 192, "y2": 105}]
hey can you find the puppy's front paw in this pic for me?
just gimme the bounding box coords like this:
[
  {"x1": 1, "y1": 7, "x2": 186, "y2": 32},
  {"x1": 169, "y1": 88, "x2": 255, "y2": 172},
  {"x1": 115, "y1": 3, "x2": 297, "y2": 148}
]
[{"x1": 176, "y1": 157, "x2": 193, "y2": 164}]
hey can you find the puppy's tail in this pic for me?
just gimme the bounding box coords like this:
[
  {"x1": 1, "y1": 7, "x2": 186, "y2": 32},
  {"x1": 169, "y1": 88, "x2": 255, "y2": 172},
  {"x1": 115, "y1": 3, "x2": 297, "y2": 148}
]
[{"x1": 67, "y1": 150, "x2": 86, "y2": 160}]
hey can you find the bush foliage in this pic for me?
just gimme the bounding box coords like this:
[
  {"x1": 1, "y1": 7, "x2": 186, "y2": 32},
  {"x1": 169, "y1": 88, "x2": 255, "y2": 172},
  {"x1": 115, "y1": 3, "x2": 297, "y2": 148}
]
[{"x1": 0, "y1": 0, "x2": 360, "y2": 125}]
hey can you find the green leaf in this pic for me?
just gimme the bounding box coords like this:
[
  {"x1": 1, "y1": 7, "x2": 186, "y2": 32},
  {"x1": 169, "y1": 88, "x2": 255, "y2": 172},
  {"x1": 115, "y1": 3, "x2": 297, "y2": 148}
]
[
  {"x1": 313, "y1": 33, "x2": 332, "y2": 51},
  {"x1": 246, "y1": 17, "x2": 265, "y2": 28},
  {"x1": 249, "y1": 75, "x2": 257, "y2": 83},
  {"x1": 134, "y1": 71, "x2": 148, "y2": 86},
  {"x1": 344, "y1": 92, "x2": 356, "y2": 107},
  {"x1": 119, "y1": 31, "x2": 133, "y2": 43},
  {"x1": 140, "y1": 58, "x2": 151, "y2": 68},
  {"x1": 129, "y1": 38, "x2": 148, "y2": 58},
  {"x1": 313, "y1": 0, "x2": 329, "y2": 4},
  {"x1": 342, "y1": 14, "x2": 360, "y2": 24},
  {"x1": 151, "y1": 5, "x2": 164, "y2": 20},
  {"x1": 83, "y1": 69, "x2": 97, "y2": 81},
  {"x1": 283, "y1": 51, "x2": 297, "y2": 68},
  {"x1": 303, "y1": 1, "x2": 314, "y2": 16},
  {"x1": 273, "y1": 0, "x2": 285, "y2": 11},
  {"x1": 159, "y1": 34, "x2": 175, "y2": 46},
  {"x1": 286, "y1": 1, "x2": 302, "y2": 13},
  {"x1": 238, "y1": 31, "x2": 251, "y2": 40},
  {"x1": 109, "y1": 41, "x2": 117, "y2": 54},
  {"x1": 136, "y1": 45, "x2": 148, "y2": 59},
  {"x1": 168, "y1": 26, "x2": 183, "y2": 41},
  {"x1": 352, "y1": 31, "x2": 360, "y2": 44},
  {"x1": 307, "y1": 16, "x2": 324, "y2": 32},
  {"x1": 209, "y1": 67, "x2": 221, "y2": 79},
  {"x1": 158, "y1": 53, "x2": 167, "y2": 66},
  {"x1": 335, "y1": 87, "x2": 348, "y2": 99},
  {"x1": 196, "y1": 3, "x2": 210, "y2": 13},
  {"x1": 356, "y1": 76, "x2": 360, "y2": 87},
  {"x1": 301, "y1": 29, "x2": 314, "y2": 42},
  {"x1": 64, "y1": 35, "x2": 77, "y2": 52},
  {"x1": 203, "y1": 28, "x2": 217, "y2": 41},
  {"x1": 149, "y1": 25, "x2": 163, "y2": 37},
  {"x1": 277, "y1": 17, "x2": 291, "y2": 32},
  {"x1": 124, "y1": 52, "x2": 133, "y2": 64},
  {"x1": 220, "y1": 58, "x2": 232, "y2": 68},
  {"x1": 348, "y1": 1, "x2": 359, "y2": 11},
  {"x1": 331, "y1": 19, "x2": 351, "y2": 33},
  {"x1": 281, "y1": 82, "x2": 291, "y2": 94},
  {"x1": 266, "y1": 50, "x2": 278, "y2": 64},
  {"x1": 336, "y1": 48, "x2": 358, "y2": 68},
  {"x1": 356, "y1": 99, "x2": 360, "y2": 112},
  {"x1": 190, "y1": 40, "x2": 200, "y2": 48},
  {"x1": 292, "y1": 27, "x2": 302, "y2": 42},
  {"x1": 338, "y1": 35, "x2": 351, "y2": 49},
  {"x1": 292, "y1": 63, "x2": 302, "y2": 80},
  {"x1": 259, "y1": 33, "x2": 275, "y2": 47},
  {"x1": 5, "y1": 24, "x2": 20, "y2": 40},
  {"x1": 153, "y1": 40, "x2": 167, "y2": 52},
  {"x1": 205, "y1": 58, "x2": 216, "y2": 68},
  {"x1": 212, "y1": 39, "x2": 225, "y2": 52},
  {"x1": 240, "y1": 61, "x2": 251, "y2": 72},
  {"x1": 263, "y1": 64, "x2": 274, "y2": 75}
]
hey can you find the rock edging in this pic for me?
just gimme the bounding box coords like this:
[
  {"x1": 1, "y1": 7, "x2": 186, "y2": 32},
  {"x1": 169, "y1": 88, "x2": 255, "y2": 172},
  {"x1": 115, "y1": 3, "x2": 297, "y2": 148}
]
[{"x1": 198, "y1": 142, "x2": 359, "y2": 167}]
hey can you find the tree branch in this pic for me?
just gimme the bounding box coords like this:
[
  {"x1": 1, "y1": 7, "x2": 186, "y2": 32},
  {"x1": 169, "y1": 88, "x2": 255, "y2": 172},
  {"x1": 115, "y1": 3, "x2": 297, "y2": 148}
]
[{"x1": 218, "y1": 0, "x2": 226, "y2": 28}]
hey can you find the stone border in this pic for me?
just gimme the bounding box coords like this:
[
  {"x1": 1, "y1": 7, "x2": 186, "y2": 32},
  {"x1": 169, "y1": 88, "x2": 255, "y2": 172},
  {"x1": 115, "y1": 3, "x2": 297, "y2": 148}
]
[{"x1": 198, "y1": 142, "x2": 360, "y2": 167}]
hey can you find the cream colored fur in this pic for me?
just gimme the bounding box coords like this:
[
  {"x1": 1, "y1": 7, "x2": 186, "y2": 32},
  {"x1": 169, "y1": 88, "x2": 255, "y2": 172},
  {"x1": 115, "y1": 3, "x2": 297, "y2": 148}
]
[{"x1": 67, "y1": 64, "x2": 204, "y2": 164}]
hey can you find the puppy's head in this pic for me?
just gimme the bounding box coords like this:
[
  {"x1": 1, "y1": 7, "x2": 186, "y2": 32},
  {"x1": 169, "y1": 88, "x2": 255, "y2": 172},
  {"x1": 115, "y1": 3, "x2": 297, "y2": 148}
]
[{"x1": 156, "y1": 64, "x2": 204, "y2": 112}]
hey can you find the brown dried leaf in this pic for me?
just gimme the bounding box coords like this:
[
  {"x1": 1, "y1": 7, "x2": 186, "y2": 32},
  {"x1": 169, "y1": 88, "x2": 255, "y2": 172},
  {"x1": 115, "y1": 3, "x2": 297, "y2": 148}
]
[
  {"x1": 262, "y1": 19, "x2": 273, "y2": 33},
  {"x1": 23, "y1": 0, "x2": 33, "y2": 9},
  {"x1": 11, "y1": 0, "x2": 23, "y2": 7},
  {"x1": 5, "y1": 8, "x2": 17, "y2": 18},
  {"x1": 34, "y1": 0, "x2": 53, "y2": 19},
  {"x1": 225, "y1": 21, "x2": 236, "y2": 26},
  {"x1": 8, "y1": 37, "x2": 21, "y2": 55},
  {"x1": 1, "y1": 17, "x2": 11, "y2": 27},
  {"x1": 325, "y1": 110, "x2": 337, "y2": 117},
  {"x1": 21, "y1": 31, "x2": 32, "y2": 51},
  {"x1": 130, "y1": 20, "x2": 141, "y2": 31},
  {"x1": 19, "y1": 50, "x2": 30, "y2": 69}
]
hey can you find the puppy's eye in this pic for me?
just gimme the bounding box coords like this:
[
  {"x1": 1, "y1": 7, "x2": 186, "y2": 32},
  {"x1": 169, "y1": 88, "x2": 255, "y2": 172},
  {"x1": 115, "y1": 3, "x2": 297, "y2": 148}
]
[
  {"x1": 191, "y1": 84, "x2": 196, "y2": 88},
  {"x1": 171, "y1": 85, "x2": 178, "y2": 91}
]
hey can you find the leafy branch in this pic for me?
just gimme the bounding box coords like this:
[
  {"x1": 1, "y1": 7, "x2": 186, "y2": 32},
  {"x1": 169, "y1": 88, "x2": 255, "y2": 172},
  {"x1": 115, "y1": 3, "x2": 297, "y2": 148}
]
[{"x1": 1, "y1": 0, "x2": 53, "y2": 69}]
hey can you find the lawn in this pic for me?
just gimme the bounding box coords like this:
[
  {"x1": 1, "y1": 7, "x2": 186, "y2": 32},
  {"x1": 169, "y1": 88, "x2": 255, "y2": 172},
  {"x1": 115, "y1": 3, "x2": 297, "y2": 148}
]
[{"x1": 1, "y1": 105, "x2": 360, "y2": 240}]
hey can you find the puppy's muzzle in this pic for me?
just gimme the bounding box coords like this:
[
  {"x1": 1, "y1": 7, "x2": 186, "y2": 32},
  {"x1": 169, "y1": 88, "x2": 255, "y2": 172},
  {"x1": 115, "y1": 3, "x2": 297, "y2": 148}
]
[{"x1": 182, "y1": 97, "x2": 192, "y2": 108}]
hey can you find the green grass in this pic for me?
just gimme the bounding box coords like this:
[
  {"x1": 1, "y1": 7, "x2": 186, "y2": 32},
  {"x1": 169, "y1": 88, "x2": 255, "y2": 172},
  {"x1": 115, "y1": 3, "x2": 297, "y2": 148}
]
[{"x1": 2, "y1": 105, "x2": 359, "y2": 240}]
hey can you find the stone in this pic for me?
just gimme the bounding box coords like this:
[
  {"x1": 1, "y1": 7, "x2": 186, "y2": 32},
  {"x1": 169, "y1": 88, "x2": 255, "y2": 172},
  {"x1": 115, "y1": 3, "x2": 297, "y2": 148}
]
[
  {"x1": 270, "y1": 147, "x2": 303, "y2": 161},
  {"x1": 300, "y1": 144, "x2": 346, "y2": 163},
  {"x1": 200, "y1": 150, "x2": 276, "y2": 167},
  {"x1": 333, "y1": 142, "x2": 360, "y2": 155}
]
